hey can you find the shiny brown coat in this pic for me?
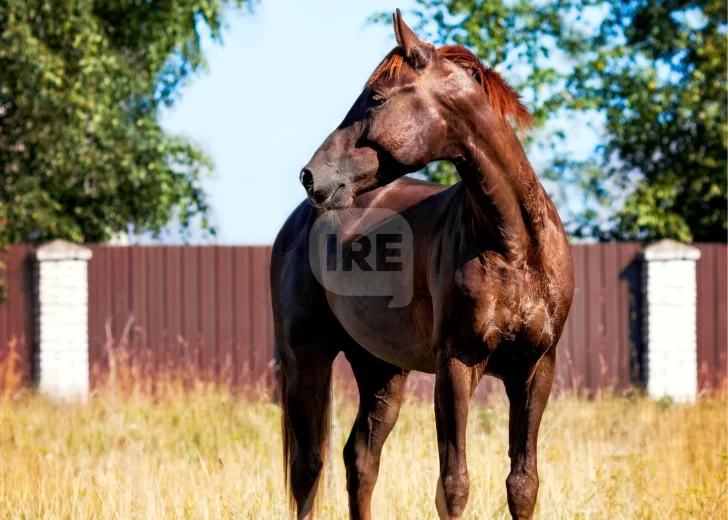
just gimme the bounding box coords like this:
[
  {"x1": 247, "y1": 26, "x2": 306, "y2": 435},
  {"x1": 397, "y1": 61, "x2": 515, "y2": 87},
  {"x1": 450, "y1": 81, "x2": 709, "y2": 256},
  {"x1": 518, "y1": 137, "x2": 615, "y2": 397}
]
[{"x1": 271, "y1": 10, "x2": 574, "y2": 520}]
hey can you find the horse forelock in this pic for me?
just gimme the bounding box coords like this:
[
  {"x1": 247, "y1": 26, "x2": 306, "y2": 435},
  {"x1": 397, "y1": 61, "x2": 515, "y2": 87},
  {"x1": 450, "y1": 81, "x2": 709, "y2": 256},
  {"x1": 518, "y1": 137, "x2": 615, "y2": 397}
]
[{"x1": 367, "y1": 48, "x2": 407, "y2": 86}]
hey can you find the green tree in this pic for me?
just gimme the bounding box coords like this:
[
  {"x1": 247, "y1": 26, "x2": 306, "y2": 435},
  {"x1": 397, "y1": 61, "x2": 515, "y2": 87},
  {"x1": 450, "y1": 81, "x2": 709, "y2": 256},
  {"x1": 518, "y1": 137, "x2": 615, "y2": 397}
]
[
  {"x1": 0, "y1": 0, "x2": 249, "y2": 248},
  {"x1": 377, "y1": 0, "x2": 726, "y2": 242}
]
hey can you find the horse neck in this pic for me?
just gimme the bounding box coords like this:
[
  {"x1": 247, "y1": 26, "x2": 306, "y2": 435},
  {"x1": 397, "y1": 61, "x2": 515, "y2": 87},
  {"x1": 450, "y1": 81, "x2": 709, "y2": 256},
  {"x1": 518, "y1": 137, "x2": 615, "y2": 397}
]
[{"x1": 453, "y1": 110, "x2": 546, "y2": 266}]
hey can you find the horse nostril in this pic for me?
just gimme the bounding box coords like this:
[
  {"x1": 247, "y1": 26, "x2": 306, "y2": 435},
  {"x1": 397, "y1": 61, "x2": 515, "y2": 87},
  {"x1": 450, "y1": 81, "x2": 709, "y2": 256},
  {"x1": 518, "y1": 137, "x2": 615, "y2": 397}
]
[{"x1": 300, "y1": 168, "x2": 314, "y2": 193}]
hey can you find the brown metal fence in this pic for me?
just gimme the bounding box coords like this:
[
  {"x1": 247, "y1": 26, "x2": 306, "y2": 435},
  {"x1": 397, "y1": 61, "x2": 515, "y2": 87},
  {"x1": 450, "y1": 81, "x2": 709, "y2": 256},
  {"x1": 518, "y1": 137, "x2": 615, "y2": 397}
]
[
  {"x1": 0, "y1": 245, "x2": 34, "y2": 387},
  {"x1": 556, "y1": 243, "x2": 644, "y2": 393},
  {"x1": 0, "y1": 242, "x2": 725, "y2": 394},
  {"x1": 696, "y1": 243, "x2": 728, "y2": 390},
  {"x1": 85, "y1": 245, "x2": 275, "y2": 389}
]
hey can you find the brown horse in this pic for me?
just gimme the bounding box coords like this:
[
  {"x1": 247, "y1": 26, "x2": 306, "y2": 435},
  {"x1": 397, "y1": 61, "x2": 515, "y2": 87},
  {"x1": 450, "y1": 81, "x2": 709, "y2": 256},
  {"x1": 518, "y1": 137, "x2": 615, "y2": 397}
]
[{"x1": 271, "y1": 10, "x2": 574, "y2": 520}]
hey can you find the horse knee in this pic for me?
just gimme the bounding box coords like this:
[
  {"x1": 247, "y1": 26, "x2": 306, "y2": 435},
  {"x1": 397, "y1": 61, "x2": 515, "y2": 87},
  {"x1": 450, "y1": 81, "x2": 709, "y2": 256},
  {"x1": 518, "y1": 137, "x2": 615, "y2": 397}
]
[
  {"x1": 438, "y1": 469, "x2": 470, "y2": 518},
  {"x1": 506, "y1": 471, "x2": 538, "y2": 519}
]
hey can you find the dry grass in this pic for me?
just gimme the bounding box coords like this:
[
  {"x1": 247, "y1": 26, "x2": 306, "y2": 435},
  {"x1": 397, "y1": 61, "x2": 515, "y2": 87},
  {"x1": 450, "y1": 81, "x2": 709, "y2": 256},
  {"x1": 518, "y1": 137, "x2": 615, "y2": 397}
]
[{"x1": 0, "y1": 375, "x2": 724, "y2": 520}]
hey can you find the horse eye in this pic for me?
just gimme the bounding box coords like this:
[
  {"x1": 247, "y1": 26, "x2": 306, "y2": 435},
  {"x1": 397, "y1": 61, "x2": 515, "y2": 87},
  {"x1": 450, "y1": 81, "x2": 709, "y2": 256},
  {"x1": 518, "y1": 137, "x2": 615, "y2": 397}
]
[{"x1": 369, "y1": 92, "x2": 386, "y2": 107}]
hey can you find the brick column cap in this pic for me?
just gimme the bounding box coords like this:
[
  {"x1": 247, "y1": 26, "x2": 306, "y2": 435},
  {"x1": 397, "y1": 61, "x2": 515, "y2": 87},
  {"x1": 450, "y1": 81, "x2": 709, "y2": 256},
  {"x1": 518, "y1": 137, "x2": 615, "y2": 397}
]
[
  {"x1": 638, "y1": 239, "x2": 701, "y2": 262},
  {"x1": 33, "y1": 240, "x2": 92, "y2": 262}
]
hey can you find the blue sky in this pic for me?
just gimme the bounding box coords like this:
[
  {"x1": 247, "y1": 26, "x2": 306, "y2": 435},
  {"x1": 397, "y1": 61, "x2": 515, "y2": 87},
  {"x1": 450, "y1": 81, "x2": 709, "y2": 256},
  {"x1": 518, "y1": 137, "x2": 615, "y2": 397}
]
[
  {"x1": 161, "y1": 0, "x2": 421, "y2": 244},
  {"x1": 160, "y1": 0, "x2": 599, "y2": 245}
]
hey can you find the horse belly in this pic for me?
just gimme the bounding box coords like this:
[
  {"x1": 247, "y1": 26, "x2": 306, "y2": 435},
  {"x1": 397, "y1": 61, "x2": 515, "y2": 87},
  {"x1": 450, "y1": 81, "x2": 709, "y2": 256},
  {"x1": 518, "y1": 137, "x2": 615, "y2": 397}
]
[{"x1": 327, "y1": 294, "x2": 436, "y2": 373}]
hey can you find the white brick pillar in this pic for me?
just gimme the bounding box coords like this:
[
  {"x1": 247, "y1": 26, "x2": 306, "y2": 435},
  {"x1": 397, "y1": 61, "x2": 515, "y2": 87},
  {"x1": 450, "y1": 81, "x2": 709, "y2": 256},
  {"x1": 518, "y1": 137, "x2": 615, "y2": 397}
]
[
  {"x1": 639, "y1": 239, "x2": 701, "y2": 402},
  {"x1": 33, "y1": 240, "x2": 92, "y2": 400}
]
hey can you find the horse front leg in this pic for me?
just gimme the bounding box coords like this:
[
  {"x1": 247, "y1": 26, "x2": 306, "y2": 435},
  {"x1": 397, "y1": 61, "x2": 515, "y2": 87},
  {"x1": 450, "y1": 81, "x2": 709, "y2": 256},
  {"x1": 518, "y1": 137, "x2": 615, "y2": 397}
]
[
  {"x1": 434, "y1": 350, "x2": 485, "y2": 520},
  {"x1": 343, "y1": 347, "x2": 409, "y2": 520},
  {"x1": 504, "y1": 348, "x2": 555, "y2": 520}
]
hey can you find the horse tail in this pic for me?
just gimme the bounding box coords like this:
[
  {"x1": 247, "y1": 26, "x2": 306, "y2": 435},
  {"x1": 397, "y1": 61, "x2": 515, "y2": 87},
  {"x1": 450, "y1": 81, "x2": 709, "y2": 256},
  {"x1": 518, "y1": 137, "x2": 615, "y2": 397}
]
[
  {"x1": 315, "y1": 367, "x2": 334, "y2": 515},
  {"x1": 279, "y1": 358, "x2": 296, "y2": 514},
  {"x1": 279, "y1": 354, "x2": 334, "y2": 517}
]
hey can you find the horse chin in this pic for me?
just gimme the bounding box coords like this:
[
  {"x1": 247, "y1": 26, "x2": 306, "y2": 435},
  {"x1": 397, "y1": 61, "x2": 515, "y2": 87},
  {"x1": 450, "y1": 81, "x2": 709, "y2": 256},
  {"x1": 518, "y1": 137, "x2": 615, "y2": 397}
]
[
  {"x1": 322, "y1": 195, "x2": 354, "y2": 211},
  {"x1": 309, "y1": 185, "x2": 353, "y2": 211}
]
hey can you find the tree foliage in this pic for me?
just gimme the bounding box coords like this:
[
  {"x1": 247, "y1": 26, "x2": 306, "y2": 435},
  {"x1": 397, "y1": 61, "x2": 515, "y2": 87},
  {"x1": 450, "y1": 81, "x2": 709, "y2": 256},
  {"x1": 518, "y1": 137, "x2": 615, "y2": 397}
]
[
  {"x1": 0, "y1": 0, "x2": 247, "y2": 247},
  {"x1": 379, "y1": 0, "x2": 726, "y2": 242}
]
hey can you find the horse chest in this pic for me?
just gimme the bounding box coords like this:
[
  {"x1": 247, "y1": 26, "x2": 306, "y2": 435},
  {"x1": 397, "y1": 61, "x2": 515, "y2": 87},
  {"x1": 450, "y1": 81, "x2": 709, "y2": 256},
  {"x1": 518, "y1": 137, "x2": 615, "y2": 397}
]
[{"x1": 450, "y1": 259, "x2": 554, "y2": 353}]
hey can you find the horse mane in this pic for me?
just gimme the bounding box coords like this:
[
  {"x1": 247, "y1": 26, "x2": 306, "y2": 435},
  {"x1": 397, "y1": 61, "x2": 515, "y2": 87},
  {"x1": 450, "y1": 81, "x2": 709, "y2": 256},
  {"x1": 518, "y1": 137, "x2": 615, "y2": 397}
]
[{"x1": 368, "y1": 44, "x2": 534, "y2": 132}]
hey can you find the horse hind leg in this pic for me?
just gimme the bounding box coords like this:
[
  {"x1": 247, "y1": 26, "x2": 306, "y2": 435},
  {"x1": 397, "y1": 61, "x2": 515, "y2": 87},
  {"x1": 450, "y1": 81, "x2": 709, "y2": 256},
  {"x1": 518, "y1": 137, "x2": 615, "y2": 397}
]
[
  {"x1": 280, "y1": 345, "x2": 338, "y2": 520},
  {"x1": 343, "y1": 347, "x2": 409, "y2": 520},
  {"x1": 503, "y1": 348, "x2": 555, "y2": 520}
]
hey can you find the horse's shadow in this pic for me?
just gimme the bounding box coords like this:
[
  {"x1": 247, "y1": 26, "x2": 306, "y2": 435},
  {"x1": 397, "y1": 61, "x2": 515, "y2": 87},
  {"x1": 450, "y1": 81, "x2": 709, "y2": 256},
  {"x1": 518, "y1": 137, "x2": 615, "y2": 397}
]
[{"x1": 620, "y1": 256, "x2": 644, "y2": 388}]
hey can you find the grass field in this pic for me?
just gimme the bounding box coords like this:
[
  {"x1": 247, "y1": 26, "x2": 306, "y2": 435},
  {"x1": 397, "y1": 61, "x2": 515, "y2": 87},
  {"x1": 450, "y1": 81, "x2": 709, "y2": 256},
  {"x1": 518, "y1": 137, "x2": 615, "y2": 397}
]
[{"x1": 0, "y1": 378, "x2": 725, "y2": 519}]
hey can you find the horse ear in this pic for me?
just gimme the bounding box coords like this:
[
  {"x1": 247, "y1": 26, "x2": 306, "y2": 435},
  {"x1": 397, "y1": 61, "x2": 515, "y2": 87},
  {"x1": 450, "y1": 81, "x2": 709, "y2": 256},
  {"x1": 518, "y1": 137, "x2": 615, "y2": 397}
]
[{"x1": 393, "y1": 8, "x2": 431, "y2": 70}]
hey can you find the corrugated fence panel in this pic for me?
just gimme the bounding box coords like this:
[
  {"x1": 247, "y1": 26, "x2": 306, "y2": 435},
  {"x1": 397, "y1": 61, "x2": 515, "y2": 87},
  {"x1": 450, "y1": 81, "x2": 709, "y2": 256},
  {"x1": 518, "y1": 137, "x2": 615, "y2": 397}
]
[
  {"x1": 130, "y1": 247, "x2": 148, "y2": 369},
  {"x1": 703, "y1": 245, "x2": 728, "y2": 386},
  {"x1": 86, "y1": 245, "x2": 275, "y2": 389},
  {"x1": 163, "y1": 247, "x2": 183, "y2": 371},
  {"x1": 568, "y1": 245, "x2": 588, "y2": 392},
  {"x1": 88, "y1": 246, "x2": 110, "y2": 380},
  {"x1": 0, "y1": 243, "x2": 722, "y2": 395},
  {"x1": 586, "y1": 245, "x2": 603, "y2": 393},
  {"x1": 602, "y1": 243, "x2": 621, "y2": 388},
  {"x1": 147, "y1": 247, "x2": 165, "y2": 372},
  {"x1": 112, "y1": 247, "x2": 131, "y2": 343},
  {"x1": 217, "y1": 247, "x2": 235, "y2": 382},
  {"x1": 0, "y1": 249, "x2": 7, "y2": 366},
  {"x1": 0, "y1": 245, "x2": 34, "y2": 385},
  {"x1": 552, "y1": 243, "x2": 642, "y2": 395},
  {"x1": 696, "y1": 243, "x2": 728, "y2": 390},
  {"x1": 233, "y1": 247, "x2": 252, "y2": 386},
  {"x1": 181, "y1": 247, "x2": 200, "y2": 370},
  {"x1": 251, "y1": 247, "x2": 272, "y2": 387},
  {"x1": 199, "y1": 247, "x2": 217, "y2": 377}
]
